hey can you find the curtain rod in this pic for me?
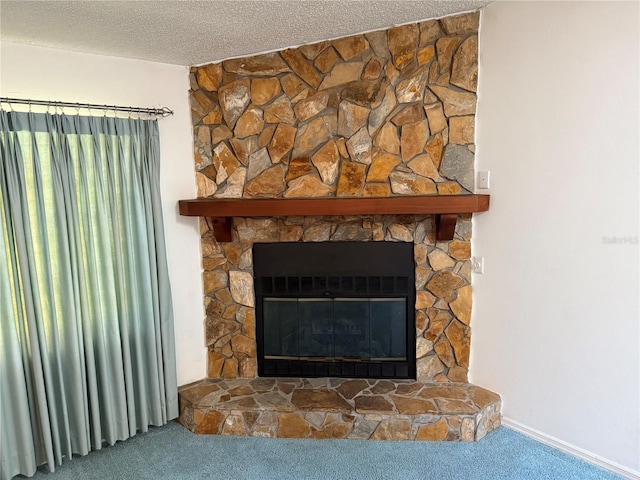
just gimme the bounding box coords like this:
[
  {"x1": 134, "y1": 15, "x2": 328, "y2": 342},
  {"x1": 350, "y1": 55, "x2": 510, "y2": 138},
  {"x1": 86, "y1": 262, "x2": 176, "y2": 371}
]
[{"x1": 0, "y1": 97, "x2": 173, "y2": 117}]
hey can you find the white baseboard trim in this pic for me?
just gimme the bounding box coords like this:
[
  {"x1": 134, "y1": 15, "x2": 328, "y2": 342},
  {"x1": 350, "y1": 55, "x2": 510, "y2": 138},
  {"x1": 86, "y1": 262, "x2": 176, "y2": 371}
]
[{"x1": 502, "y1": 417, "x2": 640, "y2": 480}]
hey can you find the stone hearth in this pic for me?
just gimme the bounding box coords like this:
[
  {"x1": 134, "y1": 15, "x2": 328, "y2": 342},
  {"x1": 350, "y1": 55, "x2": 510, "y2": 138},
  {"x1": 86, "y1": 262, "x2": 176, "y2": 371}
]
[{"x1": 178, "y1": 378, "x2": 500, "y2": 441}]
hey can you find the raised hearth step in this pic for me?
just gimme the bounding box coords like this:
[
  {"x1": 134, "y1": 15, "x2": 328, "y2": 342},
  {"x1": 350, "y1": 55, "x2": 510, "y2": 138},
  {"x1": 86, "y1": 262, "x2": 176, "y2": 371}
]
[{"x1": 178, "y1": 378, "x2": 501, "y2": 441}]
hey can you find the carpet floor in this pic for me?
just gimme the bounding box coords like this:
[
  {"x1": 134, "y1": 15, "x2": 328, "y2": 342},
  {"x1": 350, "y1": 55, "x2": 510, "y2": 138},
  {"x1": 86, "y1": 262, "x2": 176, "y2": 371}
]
[{"x1": 21, "y1": 421, "x2": 621, "y2": 480}]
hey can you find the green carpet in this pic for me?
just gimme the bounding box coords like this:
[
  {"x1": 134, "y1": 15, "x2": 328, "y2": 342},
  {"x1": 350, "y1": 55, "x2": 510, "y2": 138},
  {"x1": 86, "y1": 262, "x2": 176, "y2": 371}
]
[{"x1": 20, "y1": 421, "x2": 621, "y2": 479}]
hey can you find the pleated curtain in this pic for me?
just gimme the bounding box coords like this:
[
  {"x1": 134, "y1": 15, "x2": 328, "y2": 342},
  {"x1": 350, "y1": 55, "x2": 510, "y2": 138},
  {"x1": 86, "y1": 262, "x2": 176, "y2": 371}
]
[{"x1": 0, "y1": 110, "x2": 178, "y2": 480}]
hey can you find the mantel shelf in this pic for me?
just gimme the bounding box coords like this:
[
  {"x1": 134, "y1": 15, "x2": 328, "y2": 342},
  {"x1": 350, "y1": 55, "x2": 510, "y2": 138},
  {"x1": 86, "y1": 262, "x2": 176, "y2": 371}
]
[{"x1": 178, "y1": 194, "x2": 490, "y2": 242}]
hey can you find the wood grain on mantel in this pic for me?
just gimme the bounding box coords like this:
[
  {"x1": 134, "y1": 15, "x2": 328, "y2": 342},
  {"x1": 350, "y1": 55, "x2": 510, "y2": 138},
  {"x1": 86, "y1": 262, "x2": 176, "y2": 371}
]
[{"x1": 178, "y1": 195, "x2": 490, "y2": 242}]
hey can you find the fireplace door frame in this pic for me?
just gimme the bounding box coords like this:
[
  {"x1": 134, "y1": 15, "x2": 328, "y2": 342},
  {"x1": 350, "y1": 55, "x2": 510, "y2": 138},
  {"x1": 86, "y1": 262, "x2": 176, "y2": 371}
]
[{"x1": 253, "y1": 242, "x2": 416, "y2": 379}]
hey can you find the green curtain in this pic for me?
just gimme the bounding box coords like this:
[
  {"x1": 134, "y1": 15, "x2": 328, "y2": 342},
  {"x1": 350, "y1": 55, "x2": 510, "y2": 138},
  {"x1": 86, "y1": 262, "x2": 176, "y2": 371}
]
[{"x1": 0, "y1": 111, "x2": 178, "y2": 480}]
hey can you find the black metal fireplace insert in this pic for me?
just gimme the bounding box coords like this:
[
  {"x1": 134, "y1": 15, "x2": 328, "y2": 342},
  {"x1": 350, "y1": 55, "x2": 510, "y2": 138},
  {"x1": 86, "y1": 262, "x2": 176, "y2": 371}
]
[{"x1": 253, "y1": 242, "x2": 416, "y2": 379}]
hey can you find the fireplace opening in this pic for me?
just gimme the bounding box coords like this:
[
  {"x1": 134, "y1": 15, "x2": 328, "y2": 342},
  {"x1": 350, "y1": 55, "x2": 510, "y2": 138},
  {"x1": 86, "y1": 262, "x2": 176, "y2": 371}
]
[{"x1": 254, "y1": 242, "x2": 416, "y2": 379}]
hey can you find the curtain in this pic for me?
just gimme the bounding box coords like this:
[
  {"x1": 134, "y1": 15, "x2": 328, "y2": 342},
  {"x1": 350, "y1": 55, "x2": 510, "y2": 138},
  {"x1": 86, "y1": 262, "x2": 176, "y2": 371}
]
[{"x1": 0, "y1": 110, "x2": 178, "y2": 480}]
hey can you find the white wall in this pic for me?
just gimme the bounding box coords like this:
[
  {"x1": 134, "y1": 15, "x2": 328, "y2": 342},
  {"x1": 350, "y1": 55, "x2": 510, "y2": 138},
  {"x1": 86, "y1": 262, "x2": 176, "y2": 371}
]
[
  {"x1": 473, "y1": 1, "x2": 639, "y2": 474},
  {"x1": 0, "y1": 42, "x2": 206, "y2": 386}
]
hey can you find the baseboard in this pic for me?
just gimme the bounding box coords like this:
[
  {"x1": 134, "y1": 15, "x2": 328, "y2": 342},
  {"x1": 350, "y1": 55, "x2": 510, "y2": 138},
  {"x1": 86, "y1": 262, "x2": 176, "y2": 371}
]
[{"x1": 502, "y1": 417, "x2": 640, "y2": 480}]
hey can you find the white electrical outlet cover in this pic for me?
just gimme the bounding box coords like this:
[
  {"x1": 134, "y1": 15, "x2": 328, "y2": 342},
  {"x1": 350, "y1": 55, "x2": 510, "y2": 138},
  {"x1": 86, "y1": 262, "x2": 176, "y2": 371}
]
[
  {"x1": 477, "y1": 171, "x2": 490, "y2": 189},
  {"x1": 471, "y1": 256, "x2": 484, "y2": 274}
]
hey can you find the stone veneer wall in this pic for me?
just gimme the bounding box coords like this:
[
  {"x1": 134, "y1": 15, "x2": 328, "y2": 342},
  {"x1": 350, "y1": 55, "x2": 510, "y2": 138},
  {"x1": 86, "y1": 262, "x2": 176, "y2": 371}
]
[{"x1": 189, "y1": 11, "x2": 479, "y2": 383}]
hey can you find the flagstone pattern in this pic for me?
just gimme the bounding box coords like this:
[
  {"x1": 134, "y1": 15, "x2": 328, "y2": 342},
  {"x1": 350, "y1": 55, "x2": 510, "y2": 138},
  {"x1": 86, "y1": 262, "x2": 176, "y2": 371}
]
[
  {"x1": 189, "y1": 12, "x2": 480, "y2": 383},
  {"x1": 178, "y1": 378, "x2": 501, "y2": 441}
]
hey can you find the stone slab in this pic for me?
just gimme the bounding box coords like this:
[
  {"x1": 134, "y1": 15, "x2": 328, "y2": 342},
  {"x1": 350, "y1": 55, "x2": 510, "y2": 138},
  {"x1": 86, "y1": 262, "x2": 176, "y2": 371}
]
[{"x1": 179, "y1": 378, "x2": 501, "y2": 441}]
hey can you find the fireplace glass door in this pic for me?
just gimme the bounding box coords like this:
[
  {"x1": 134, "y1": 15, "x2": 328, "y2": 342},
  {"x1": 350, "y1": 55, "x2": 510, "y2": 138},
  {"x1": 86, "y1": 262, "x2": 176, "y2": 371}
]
[{"x1": 263, "y1": 298, "x2": 407, "y2": 361}]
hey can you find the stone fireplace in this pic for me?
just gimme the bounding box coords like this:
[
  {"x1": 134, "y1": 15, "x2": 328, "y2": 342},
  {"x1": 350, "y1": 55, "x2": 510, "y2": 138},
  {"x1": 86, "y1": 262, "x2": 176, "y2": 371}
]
[
  {"x1": 178, "y1": 10, "x2": 501, "y2": 441},
  {"x1": 200, "y1": 213, "x2": 472, "y2": 383}
]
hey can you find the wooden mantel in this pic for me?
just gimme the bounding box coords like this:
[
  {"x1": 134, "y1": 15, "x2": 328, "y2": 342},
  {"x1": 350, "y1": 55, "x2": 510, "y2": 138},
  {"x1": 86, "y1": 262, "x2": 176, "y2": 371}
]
[{"x1": 178, "y1": 194, "x2": 490, "y2": 242}]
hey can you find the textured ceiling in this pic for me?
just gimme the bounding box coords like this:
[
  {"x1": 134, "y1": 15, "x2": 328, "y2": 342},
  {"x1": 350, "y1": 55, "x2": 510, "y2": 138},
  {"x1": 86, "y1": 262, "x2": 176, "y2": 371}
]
[{"x1": 0, "y1": 0, "x2": 490, "y2": 66}]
